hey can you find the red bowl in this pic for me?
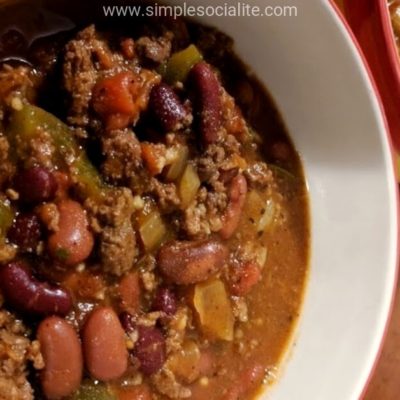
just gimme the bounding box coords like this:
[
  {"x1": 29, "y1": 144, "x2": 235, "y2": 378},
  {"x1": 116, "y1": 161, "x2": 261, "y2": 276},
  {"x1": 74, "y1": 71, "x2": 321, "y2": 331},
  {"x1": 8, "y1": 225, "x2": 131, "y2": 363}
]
[{"x1": 344, "y1": 0, "x2": 400, "y2": 152}]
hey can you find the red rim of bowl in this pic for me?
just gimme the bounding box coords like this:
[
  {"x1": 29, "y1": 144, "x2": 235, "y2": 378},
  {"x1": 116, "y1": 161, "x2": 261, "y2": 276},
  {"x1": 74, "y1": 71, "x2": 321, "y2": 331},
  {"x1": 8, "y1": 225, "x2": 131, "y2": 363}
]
[
  {"x1": 343, "y1": 0, "x2": 400, "y2": 152},
  {"x1": 328, "y1": 1, "x2": 400, "y2": 399}
]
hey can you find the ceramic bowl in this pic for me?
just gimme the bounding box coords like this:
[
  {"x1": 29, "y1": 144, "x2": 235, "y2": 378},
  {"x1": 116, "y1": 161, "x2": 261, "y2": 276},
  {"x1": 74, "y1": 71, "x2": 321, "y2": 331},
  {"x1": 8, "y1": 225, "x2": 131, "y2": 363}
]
[
  {"x1": 165, "y1": 0, "x2": 399, "y2": 398},
  {"x1": 344, "y1": 0, "x2": 400, "y2": 152},
  {"x1": 0, "y1": 0, "x2": 398, "y2": 398}
]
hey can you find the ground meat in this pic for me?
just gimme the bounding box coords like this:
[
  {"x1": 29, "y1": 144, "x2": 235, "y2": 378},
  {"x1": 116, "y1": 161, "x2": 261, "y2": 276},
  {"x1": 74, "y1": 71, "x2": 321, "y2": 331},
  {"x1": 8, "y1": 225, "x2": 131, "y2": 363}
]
[
  {"x1": 12, "y1": 127, "x2": 56, "y2": 170},
  {"x1": 90, "y1": 187, "x2": 135, "y2": 227},
  {"x1": 197, "y1": 135, "x2": 241, "y2": 183},
  {"x1": 63, "y1": 25, "x2": 123, "y2": 127},
  {"x1": 181, "y1": 187, "x2": 226, "y2": 239},
  {"x1": 165, "y1": 307, "x2": 189, "y2": 355},
  {"x1": 244, "y1": 161, "x2": 274, "y2": 189},
  {"x1": 151, "y1": 367, "x2": 191, "y2": 399},
  {"x1": 0, "y1": 65, "x2": 39, "y2": 116},
  {"x1": 221, "y1": 88, "x2": 249, "y2": 140},
  {"x1": 86, "y1": 188, "x2": 138, "y2": 276},
  {"x1": 0, "y1": 300, "x2": 44, "y2": 400},
  {"x1": 101, "y1": 129, "x2": 142, "y2": 182},
  {"x1": 136, "y1": 33, "x2": 172, "y2": 65},
  {"x1": 0, "y1": 135, "x2": 15, "y2": 188},
  {"x1": 148, "y1": 178, "x2": 180, "y2": 213},
  {"x1": 100, "y1": 220, "x2": 137, "y2": 276}
]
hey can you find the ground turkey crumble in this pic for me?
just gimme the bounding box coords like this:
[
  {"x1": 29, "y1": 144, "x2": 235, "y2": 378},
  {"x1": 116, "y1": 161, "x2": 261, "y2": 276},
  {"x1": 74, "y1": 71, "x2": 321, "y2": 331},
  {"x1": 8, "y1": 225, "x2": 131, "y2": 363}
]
[{"x1": 0, "y1": 297, "x2": 44, "y2": 400}]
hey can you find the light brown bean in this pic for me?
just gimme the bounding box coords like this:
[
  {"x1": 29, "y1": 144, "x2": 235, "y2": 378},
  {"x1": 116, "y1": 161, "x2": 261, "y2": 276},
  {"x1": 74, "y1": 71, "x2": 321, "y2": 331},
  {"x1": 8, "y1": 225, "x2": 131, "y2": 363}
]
[
  {"x1": 220, "y1": 174, "x2": 248, "y2": 240},
  {"x1": 158, "y1": 239, "x2": 229, "y2": 285},
  {"x1": 48, "y1": 199, "x2": 94, "y2": 266},
  {"x1": 119, "y1": 272, "x2": 141, "y2": 313},
  {"x1": 83, "y1": 307, "x2": 128, "y2": 381},
  {"x1": 37, "y1": 316, "x2": 83, "y2": 400}
]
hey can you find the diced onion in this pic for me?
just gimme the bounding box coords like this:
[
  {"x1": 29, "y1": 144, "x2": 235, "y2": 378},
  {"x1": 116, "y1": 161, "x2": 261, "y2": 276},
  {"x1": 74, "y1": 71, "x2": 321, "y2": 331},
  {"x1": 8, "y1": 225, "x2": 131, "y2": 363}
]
[
  {"x1": 139, "y1": 211, "x2": 167, "y2": 252},
  {"x1": 257, "y1": 199, "x2": 276, "y2": 232},
  {"x1": 179, "y1": 164, "x2": 201, "y2": 209}
]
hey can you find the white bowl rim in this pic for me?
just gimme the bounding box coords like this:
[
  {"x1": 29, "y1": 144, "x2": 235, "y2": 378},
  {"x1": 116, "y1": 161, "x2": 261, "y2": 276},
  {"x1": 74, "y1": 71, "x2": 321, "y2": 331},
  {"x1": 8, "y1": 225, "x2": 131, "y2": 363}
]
[{"x1": 328, "y1": 1, "x2": 400, "y2": 397}]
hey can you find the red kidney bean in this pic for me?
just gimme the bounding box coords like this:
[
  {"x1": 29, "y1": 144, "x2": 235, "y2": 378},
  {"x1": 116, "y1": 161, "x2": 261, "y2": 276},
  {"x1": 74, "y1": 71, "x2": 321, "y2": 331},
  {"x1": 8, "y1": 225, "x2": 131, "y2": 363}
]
[
  {"x1": 150, "y1": 83, "x2": 189, "y2": 131},
  {"x1": 8, "y1": 213, "x2": 42, "y2": 252},
  {"x1": 83, "y1": 307, "x2": 128, "y2": 381},
  {"x1": 14, "y1": 167, "x2": 57, "y2": 204},
  {"x1": 37, "y1": 316, "x2": 83, "y2": 400},
  {"x1": 134, "y1": 325, "x2": 166, "y2": 375},
  {"x1": 0, "y1": 261, "x2": 72, "y2": 316},
  {"x1": 151, "y1": 287, "x2": 177, "y2": 316},
  {"x1": 158, "y1": 239, "x2": 229, "y2": 285},
  {"x1": 190, "y1": 62, "x2": 223, "y2": 144},
  {"x1": 220, "y1": 174, "x2": 248, "y2": 240},
  {"x1": 120, "y1": 311, "x2": 136, "y2": 333},
  {"x1": 222, "y1": 363, "x2": 265, "y2": 400},
  {"x1": 119, "y1": 272, "x2": 141, "y2": 314},
  {"x1": 48, "y1": 200, "x2": 94, "y2": 266}
]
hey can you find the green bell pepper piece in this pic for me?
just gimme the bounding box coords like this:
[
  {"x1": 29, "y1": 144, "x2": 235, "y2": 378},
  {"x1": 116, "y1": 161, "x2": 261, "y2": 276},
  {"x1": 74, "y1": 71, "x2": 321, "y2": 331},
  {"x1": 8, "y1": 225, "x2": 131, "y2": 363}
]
[
  {"x1": 71, "y1": 383, "x2": 116, "y2": 400},
  {"x1": 163, "y1": 44, "x2": 203, "y2": 84},
  {"x1": 7, "y1": 105, "x2": 105, "y2": 201},
  {"x1": 0, "y1": 199, "x2": 14, "y2": 241}
]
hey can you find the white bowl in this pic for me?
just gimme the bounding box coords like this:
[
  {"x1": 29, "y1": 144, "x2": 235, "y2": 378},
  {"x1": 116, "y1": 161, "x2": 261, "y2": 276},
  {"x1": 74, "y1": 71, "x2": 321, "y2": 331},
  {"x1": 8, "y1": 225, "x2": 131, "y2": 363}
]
[{"x1": 166, "y1": 0, "x2": 399, "y2": 398}]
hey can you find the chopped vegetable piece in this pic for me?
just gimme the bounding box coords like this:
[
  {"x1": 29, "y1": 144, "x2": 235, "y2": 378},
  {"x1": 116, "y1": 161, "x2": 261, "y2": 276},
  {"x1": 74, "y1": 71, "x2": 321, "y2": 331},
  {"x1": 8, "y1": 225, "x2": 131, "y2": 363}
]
[
  {"x1": 244, "y1": 190, "x2": 264, "y2": 222},
  {"x1": 256, "y1": 246, "x2": 268, "y2": 269},
  {"x1": 0, "y1": 199, "x2": 14, "y2": 240},
  {"x1": 72, "y1": 383, "x2": 116, "y2": 400},
  {"x1": 7, "y1": 105, "x2": 105, "y2": 200},
  {"x1": 257, "y1": 199, "x2": 276, "y2": 232},
  {"x1": 179, "y1": 164, "x2": 201, "y2": 209},
  {"x1": 138, "y1": 210, "x2": 167, "y2": 252},
  {"x1": 165, "y1": 145, "x2": 189, "y2": 181},
  {"x1": 164, "y1": 45, "x2": 203, "y2": 84},
  {"x1": 193, "y1": 279, "x2": 234, "y2": 341},
  {"x1": 168, "y1": 340, "x2": 201, "y2": 383},
  {"x1": 141, "y1": 143, "x2": 166, "y2": 176}
]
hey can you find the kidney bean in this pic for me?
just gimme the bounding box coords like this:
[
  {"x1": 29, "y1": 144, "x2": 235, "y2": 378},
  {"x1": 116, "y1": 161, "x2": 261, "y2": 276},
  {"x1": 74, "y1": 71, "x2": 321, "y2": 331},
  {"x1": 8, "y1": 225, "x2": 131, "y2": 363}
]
[
  {"x1": 0, "y1": 261, "x2": 72, "y2": 316},
  {"x1": 83, "y1": 307, "x2": 128, "y2": 381},
  {"x1": 48, "y1": 200, "x2": 94, "y2": 266},
  {"x1": 150, "y1": 83, "x2": 189, "y2": 131},
  {"x1": 151, "y1": 287, "x2": 177, "y2": 316},
  {"x1": 14, "y1": 167, "x2": 57, "y2": 204},
  {"x1": 134, "y1": 325, "x2": 166, "y2": 375},
  {"x1": 220, "y1": 174, "x2": 248, "y2": 240},
  {"x1": 190, "y1": 62, "x2": 223, "y2": 144},
  {"x1": 119, "y1": 272, "x2": 141, "y2": 314},
  {"x1": 37, "y1": 316, "x2": 83, "y2": 400},
  {"x1": 223, "y1": 363, "x2": 265, "y2": 400},
  {"x1": 120, "y1": 311, "x2": 136, "y2": 333},
  {"x1": 8, "y1": 212, "x2": 42, "y2": 252},
  {"x1": 158, "y1": 239, "x2": 229, "y2": 285}
]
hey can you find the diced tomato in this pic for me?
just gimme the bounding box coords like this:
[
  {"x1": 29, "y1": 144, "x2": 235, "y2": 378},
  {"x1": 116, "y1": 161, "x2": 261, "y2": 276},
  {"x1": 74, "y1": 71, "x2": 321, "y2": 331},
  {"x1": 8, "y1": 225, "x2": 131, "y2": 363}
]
[
  {"x1": 141, "y1": 143, "x2": 166, "y2": 176},
  {"x1": 116, "y1": 384, "x2": 152, "y2": 400},
  {"x1": 230, "y1": 261, "x2": 261, "y2": 297},
  {"x1": 92, "y1": 71, "x2": 141, "y2": 130},
  {"x1": 63, "y1": 270, "x2": 105, "y2": 301},
  {"x1": 93, "y1": 71, "x2": 136, "y2": 115}
]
